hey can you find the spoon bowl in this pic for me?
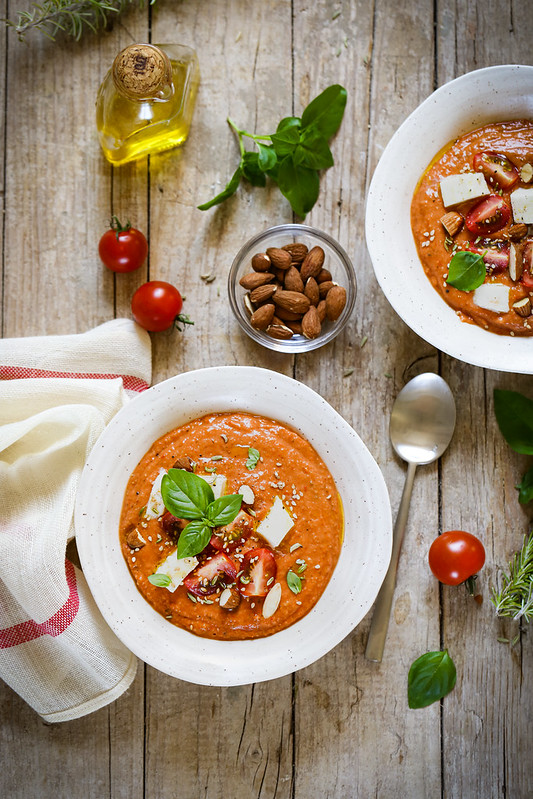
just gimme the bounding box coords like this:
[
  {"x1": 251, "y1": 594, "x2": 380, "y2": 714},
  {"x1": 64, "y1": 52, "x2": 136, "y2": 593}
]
[{"x1": 365, "y1": 373, "x2": 456, "y2": 662}]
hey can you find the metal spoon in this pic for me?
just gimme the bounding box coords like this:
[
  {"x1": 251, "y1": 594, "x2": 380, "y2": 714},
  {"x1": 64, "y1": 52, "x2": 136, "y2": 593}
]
[{"x1": 365, "y1": 372, "x2": 456, "y2": 662}]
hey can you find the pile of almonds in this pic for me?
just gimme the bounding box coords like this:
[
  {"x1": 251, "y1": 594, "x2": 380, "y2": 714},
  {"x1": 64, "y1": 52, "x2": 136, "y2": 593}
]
[{"x1": 239, "y1": 242, "x2": 347, "y2": 340}]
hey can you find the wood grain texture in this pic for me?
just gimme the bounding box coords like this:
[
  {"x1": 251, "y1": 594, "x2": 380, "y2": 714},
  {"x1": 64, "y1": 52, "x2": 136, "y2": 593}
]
[{"x1": 1, "y1": 0, "x2": 532, "y2": 797}]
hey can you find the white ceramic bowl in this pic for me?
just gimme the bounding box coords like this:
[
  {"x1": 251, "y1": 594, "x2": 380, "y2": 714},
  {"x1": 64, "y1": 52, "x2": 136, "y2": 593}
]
[
  {"x1": 366, "y1": 64, "x2": 533, "y2": 374},
  {"x1": 75, "y1": 366, "x2": 392, "y2": 686}
]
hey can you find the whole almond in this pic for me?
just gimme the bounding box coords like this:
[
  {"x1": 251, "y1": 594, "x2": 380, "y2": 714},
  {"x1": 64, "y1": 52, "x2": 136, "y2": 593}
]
[
  {"x1": 304, "y1": 276, "x2": 320, "y2": 306},
  {"x1": 239, "y1": 272, "x2": 275, "y2": 290},
  {"x1": 506, "y1": 223, "x2": 529, "y2": 242},
  {"x1": 317, "y1": 268, "x2": 333, "y2": 284},
  {"x1": 302, "y1": 306, "x2": 321, "y2": 339},
  {"x1": 300, "y1": 246, "x2": 325, "y2": 281},
  {"x1": 266, "y1": 247, "x2": 292, "y2": 270},
  {"x1": 273, "y1": 290, "x2": 311, "y2": 315},
  {"x1": 282, "y1": 242, "x2": 308, "y2": 263},
  {"x1": 272, "y1": 267, "x2": 287, "y2": 283},
  {"x1": 250, "y1": 283, "x2": 277, "y2": 304},
  {"x1": 513, "y1": 297, "x2": 532, "y2": 317},
  {"x1": 250, "y1": 303, "x2": 275, "y2": 330},
  {"x1": 284, "y1": 265, "x2": 304, "y2": 293},
  {"x1": 285, "y1": 320, "x2": 303, "y2": 335},
  {"x1": 267, "y1": 323, "x2": 294, "y2": 340},
  {"x1": 317, "y1": 300, "x2": 327, "y2": 323},
  {"x1": 274, "y1": 306, "x2": 304, "y2": 322},
  {"x1": 318, "y1": 280, "x2": 335, "y2": 298},
  {"x1": 325, "y1": 285, "x2": 347, "y2": 321},
  {"x1": 251, "y1": 252, "x2": 272, "y2": 272}
]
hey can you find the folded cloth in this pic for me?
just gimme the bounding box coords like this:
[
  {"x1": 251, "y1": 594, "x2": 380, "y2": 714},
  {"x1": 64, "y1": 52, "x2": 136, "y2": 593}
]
[{"x1": 0, "y1": 319, "x2": 152, "y2": 722}]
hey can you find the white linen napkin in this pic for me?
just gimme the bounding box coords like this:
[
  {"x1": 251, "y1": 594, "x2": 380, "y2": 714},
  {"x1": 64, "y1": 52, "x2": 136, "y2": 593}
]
[{"x1": 0, "y1": 319, "x2": 152, "y2": 722}]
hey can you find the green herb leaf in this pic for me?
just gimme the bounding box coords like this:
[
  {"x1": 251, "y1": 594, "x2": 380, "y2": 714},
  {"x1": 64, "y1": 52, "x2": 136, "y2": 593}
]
[
  {"x1": 162, "y1": 469, "x2": 214, "y2": 519},
  {"x1": 148, "y1": 573, "x2": 172, "y2": 588},
  {"x1": 276, "y1": 116, "x2": 302, "y2": 133},
  {"x1": 517, "y1": 465, "x2": 533, "y2": 504},
  {"x1": 246, "y1": 447, "x2": 261, "y2": 470},
  {"x1": 407, "y1": 650, "x2": 457, "y2": 709},
  {"x1": 494, "y1": 389, "x2": 533, "y2": 454},
  {"x1": 270, "y1": 125, "x2": 301, "y2": 157},
  {"x1": 242, "y1": 152, "x2": 267, "y2": 187},
  {"x1": 257, "y1": 142, "x2": 277, "y2": 172},
  {"x1": 177, "y1": 520, "x2": 212, "y2": 559},
  {"x1": 205, "y1": 494, "x2": 243, "y2": 526},
  {"x1": 287, "y1": 570, "x2": 302, "y2": 594},
  {"x1": 491, "y1": 532, "x2": 533, "y2": 622},
  {"x1": 197, "y1": 164, "x2": 243, "y2": 210},
  {"x1": 301, "y1": 84, "x2": 347, "y2": 138},
  {"x1": 293, "y1": 128, "x2": 334, "y2": 170},
  {"x1": 446, "y1": 250, "x2": 486, "y2": 291},
  {"x1": 276, "y1": 157, "x2": 320, "y2": 219}
]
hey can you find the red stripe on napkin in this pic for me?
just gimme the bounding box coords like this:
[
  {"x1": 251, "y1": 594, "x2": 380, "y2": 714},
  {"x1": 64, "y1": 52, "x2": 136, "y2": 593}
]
[
  {"x1": 0, "y1": 365, "x2": 149, "y2": 393},
  {"x1": 0, "y1": 560, "x2": 80, "y2": 649}
]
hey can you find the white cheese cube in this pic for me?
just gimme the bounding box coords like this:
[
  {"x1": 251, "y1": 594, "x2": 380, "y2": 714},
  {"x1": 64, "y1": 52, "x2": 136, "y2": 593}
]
[
  {"x1": 197, "y1": 473, "x2": 227, "y2": 499},
  {"x1": 154, "y1": 549, "x2": 198, "y2": 592},
  {"x1": 473, "y1": 283, "x2": 510, "y2": 313},
  {"x1": 144, "y1": 468, "x2": 167, "y2": 519},
  {"x1": 511, "y1": 187, "x2": 533, "y2": 224},
  {"x1": 439, "y1": 173, "x2": 490, "y2": 208},
  {"x1": 257, "y1": 496, "x2": 294, "y2": 548}
]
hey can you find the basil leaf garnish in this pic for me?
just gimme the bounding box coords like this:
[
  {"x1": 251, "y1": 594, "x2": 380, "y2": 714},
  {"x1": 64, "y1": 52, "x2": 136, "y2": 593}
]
[
  {"x1": 494, "y1": 389, "x2": 533, "y2": 454},
  {"x1": 246, "y1": 447, "x2": 261, "y2": 470},
  {"x1": 176, "y1": 520, "x2": 212, "y2": 559},
  {"x1": 162, "y1": 469, "x2": 214, "y2": 519},
  {"x1": 197, "y1": 164, "x2": 243, "y2": 211},
  {"x1": 148, "y1": 573, "x2": 172, "y2": 588},
  {"x1": 276, "y1": 157, "x2": 320, "y2": 219},
  {"x1": 407, "y1": 650, "x2": 457, "y2": 709},
  {"x1": 301, "y1": 84, "x2": 347, "y2": 139},
  {"x1": 287, "y1": 570, "x2": 302, "y2": 594},
  {"x1": 446, "y1": 250, "x2": 486, "y2": 291},
  {"x1": 205, "y1": 494, "x2": 243, "y2": 526},
  {"x1": 516, "y1": 464, "x2": 533, "y2": 504}
]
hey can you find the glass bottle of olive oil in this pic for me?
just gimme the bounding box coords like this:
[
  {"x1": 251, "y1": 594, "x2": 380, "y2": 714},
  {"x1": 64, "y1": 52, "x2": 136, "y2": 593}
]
[{"x1": 96, "y1": 43, "x2": 199, "y2": 166}]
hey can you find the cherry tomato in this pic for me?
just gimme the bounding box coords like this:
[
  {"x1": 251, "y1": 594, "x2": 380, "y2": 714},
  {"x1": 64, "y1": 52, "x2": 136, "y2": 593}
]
[
  {"x1": 131, "y1": 281, "x2": 190, "y2": 332},
  {"x1": 465, "y1": 195, "x2": 511, "y2": 235},
  {"x1": 237, "y1": 547, "x2": 277, "y2": 597},
  {"x1": 183, "y1": 552, "x2": 238, "y2": 597},
  {"x1": 428, "y1": 531, "x2": 486, "y2": 590},
  {"x1": 467, "y1": 244, "x2": 509, "y2": 273},
  {"x1": 473, "y1": 151, "x2": 519, "y2": 190},
  {"x1": 98, "y1": 217, "x2": 147, "y2": 273}
]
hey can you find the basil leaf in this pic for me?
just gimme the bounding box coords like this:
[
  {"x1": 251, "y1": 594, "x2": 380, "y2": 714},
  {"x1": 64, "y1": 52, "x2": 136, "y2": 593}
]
[
  {"x1": 446, "y1": 250, "x2": 486, "y2": 291},
  {"x1": 257, "y1": 142, "x2": 277, "y2": 172},
  {"x1": 494, "y1": 389, "x2": 533, "y2": 454},
  {"x1": 271, "y1": 125, "x2": 301, "y2": 157},
  {"x1": 293, "y1": 128, "x2": 334, "y2": 170},
  {"x1": 197, "y1": 164, "x2": 243, "y2": 210},
  {"x1": 177, "y1": 520, "x2": 212, "y2": 558},
  {"x1": 287, "y1": 569, "x2": 302, "y2": 594},
  {"x1": 148, "y1": 573, "x2": 172, "y2": 587},
  {"x1": 162, "y1": 470, "x2": 214, "y2": 519},
  {"x1": 277, "y1": 157, "x2": 320, "y2": 219},
  {"x1": 407, "y1": 650, "x2": 457, "y2": 709},
  {"x1": 242, "y1": 151, "x2": 266, "y2": 187},
  {"x1": 276, "y1": 116, "x2": 301, "y2": 133},
  {"x1": 517, "y1": 464, "x2": 533, "y2": 504},
  {"x1": 205, "y1": 494, "x2": 243, "y2": 526},
  {"x1": 301, "y1": 84, "x2": 347, "y2": 139},
  {"x1": 246, "y1": 447, "x2": 260, "y2": 470}
]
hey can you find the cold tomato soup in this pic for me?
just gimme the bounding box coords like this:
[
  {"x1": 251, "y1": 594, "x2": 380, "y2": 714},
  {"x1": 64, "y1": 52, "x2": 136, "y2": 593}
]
[
  {"x1": 411, "y1": 120, "x2": 533, "y2": 336},
  {"x1": 119, "y1": 412, "x2": 343, "y2": 640}
]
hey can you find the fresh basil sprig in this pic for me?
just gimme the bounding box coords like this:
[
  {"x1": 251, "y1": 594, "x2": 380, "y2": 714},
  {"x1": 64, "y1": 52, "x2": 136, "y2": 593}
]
[
  {"x1": 198, "y1": 84, "x2": 347, "y2": 219},
  {"x1": 446, "y1": 250, "x2": 486, "y2": 291},
  {"x1": 161, "y1": 469, "x2": 242, "y2": 558},
  {"x1": 246, "y1": 447, "x2": 261, "y2": 470},
  {"x1": 494, "y1": 389, "x2": 533, "y2": 503},
  {"x1": 407, "y1": 650, "x2": 457, "y2": 709}
]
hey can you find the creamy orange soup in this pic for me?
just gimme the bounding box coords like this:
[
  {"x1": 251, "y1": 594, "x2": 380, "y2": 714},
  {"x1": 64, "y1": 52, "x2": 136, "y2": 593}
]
[
  {"x1": 119, "y1": 412, "x2": 343, "y2": 640},
  {"x1": 411, "y1": 120, "x2": 533, "y2": 336}
]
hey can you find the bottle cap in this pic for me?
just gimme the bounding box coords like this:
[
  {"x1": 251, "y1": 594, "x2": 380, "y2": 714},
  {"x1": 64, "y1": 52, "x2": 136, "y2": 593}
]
[{"x1": 112, "y1": 44, "x2": 172, "y2": 100}]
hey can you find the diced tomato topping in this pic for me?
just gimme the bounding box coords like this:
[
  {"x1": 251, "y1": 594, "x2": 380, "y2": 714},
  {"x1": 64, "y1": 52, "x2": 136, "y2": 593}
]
[
  {"x1": 473, "y1": 151, "x2": 519, "y2": 190},
  {"x1": 210, "y1": 509, "x2": 255, "y2": 552},
  {"x1": 236, "y1": 547, "x2": 277, "y2": 598},
  {"x1": 520, "y1": 240, "x2": 533, "y2": 288},
  {"x1": 465, "y1": 195, "x2": 511, "y2": 235},
  {"x1": 467, "y1": 244, "x2": 509, "y2": 272},
  {"x1": 183, "y1": 552, "x2": 238, "y2": 597},
  {"x1": 159, "y1": 511, "x2": 187, "y2": 536}
]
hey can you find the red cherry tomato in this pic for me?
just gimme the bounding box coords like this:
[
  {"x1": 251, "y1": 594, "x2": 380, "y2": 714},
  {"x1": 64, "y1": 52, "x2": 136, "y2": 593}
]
[
  {"x1": 131, "y1": 281, "x2": 187, "y2": 332},
  {"x1": 473, "y1": 151, "x2": 519, "y2": 190},
  {"x1": 98, "y1": 217, "x2": 147, "y2": 273},
  {"x1": 237, "y1": 547, "x2": 277, "y2": 597},
  {"x1": 465, "y1": 195, "x2": 511, "y2": 235},
  {"x1": 183, "y1": 552, "x2": 238, "y2": 597},
  {"x1": 428, "y1": 531, "x2": 486, "y2": 587}
]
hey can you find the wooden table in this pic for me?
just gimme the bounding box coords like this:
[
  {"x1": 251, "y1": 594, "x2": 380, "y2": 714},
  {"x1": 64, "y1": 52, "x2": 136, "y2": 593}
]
[{"x1": 1, "y1": 1, "x2": 532, "y2": 796}]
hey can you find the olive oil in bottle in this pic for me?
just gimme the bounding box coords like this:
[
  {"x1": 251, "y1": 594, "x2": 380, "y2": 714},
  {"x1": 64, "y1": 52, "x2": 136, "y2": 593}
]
[{"x1": 96, "y1": 43, "x2": 199, "y2": 166}]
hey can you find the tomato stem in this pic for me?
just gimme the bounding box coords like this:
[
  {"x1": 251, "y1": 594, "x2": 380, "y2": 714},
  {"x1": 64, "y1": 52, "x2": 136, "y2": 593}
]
[
  {"x1": 175, "y1": 314, "x2": 194, "y2": 332},
  {"x1": 464, "y1": 574, "x2": 478, "y2": 596},
  {"x1": 109, "y1": 215, "x2": 132, "y2": 240}
]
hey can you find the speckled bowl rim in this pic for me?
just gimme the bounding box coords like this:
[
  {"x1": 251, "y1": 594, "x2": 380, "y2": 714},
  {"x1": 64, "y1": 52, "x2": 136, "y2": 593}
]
[
  {"x1": 366, "y1": 64, "x2": 533, "y2": 374},
  {"x1": 75, "y1": 366, "x2": 392, "y2": 686}
]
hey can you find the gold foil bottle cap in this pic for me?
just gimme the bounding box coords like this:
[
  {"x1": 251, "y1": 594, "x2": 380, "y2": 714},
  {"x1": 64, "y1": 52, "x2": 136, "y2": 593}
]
[{"x1": 112, "y1": 44, "x2": 172, "y2": 99}]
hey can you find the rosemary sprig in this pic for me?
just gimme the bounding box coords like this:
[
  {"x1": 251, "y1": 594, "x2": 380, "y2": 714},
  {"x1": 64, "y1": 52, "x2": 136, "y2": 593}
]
[
  {"x1": 5, "y1": 0, "x2": 156, "y2": 42},
  {"x1": 491, "y1": 532, "x2": 533, "y2": 622}
]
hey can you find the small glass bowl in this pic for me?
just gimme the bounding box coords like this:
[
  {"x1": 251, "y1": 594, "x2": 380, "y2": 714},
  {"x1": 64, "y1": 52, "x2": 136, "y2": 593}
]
[{"x1": 228, "y1": 224, "x2": 356, "y2": 353}]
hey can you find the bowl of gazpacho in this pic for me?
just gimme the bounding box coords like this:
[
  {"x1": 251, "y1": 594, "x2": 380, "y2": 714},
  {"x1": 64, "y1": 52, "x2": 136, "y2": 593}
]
[
  {"x1": 75, "y1": 366, "x2": 392, "y2": 686},
  {"x1": 366, "y1": 64, "x2": 533, "y2": 373}
]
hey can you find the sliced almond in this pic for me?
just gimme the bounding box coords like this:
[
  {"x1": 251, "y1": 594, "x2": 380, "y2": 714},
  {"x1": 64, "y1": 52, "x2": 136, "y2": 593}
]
[
  {"x1": 520, "y1": 163, "x2": 533, "y2": 183},
  {"x1": 509, "y1": 243, "x2": 524, "y2": 282},
  {"x1": 238, "y1": 484, "x2": 255, "y2": 505},
  {"x1": 262, "y1": 582, "x2": 282, "y2": 619}
]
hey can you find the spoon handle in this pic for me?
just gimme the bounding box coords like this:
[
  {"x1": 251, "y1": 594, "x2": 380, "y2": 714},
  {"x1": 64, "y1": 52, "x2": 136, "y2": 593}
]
[{"x1": 365, "y1": 460, "x2": 417, "y2": 662}]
